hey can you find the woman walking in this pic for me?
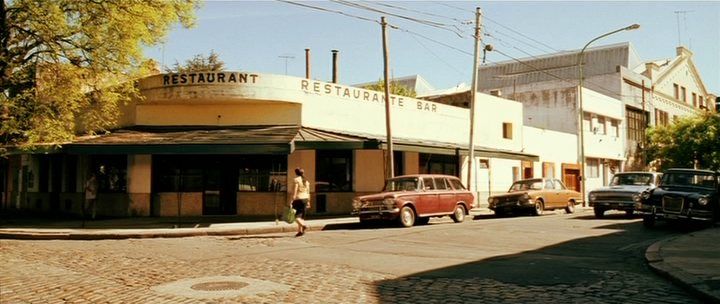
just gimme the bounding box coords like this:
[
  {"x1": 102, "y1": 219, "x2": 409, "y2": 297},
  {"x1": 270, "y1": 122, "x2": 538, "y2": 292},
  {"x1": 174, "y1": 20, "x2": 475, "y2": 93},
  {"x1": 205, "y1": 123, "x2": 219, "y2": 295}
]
[{"x1": 290, "y1": 167, "x2": 311, "y2": 236}]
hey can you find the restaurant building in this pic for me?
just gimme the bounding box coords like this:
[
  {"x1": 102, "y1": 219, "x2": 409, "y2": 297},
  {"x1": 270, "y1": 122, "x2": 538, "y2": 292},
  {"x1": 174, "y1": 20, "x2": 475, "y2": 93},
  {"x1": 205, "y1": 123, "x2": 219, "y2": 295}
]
[{"x1": 1, "y1": 71, "x2": 537, "y2": 218}]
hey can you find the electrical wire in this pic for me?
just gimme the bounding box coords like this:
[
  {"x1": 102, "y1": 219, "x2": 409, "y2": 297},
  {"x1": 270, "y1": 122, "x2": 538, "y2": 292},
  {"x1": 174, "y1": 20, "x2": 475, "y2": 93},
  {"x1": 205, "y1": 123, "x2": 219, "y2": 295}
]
[
  {"x1": 483, "y1": 15, "x2": 559, "y2": 53},
  {"x1": 277, "y1": 0, "x2": 379, "y2": 24},
  {"x1": 407, "y1": 34, "x2": 469, "y2": 78},
  {"x1": 277, "y1": 0, "x2": 633, "y2": 99},
  {"x1": 362, "y1": 1, "x2": 472, "y2": 25},
  {"x1": 433, "y1": 1, "x2": 468, "y2": 13},
  {"x1": 330, "y1": 0, "x2": 465, "y2": 37},
  {"x1": 276, "y1": 0, "x2": 473, "y2": 75},
  {"x1": 487, "y1": 29, "x2": 554, "y2": 56}
]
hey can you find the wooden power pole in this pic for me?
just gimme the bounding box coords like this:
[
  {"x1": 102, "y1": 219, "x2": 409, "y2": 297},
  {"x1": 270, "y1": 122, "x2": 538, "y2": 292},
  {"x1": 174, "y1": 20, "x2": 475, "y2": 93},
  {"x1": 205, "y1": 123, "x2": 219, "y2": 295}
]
[
  {"x1": 381, "y1": 16, "x2": 394, "y2": 180},
  {"x1": 467, "y1": 8, "x2": 482, "y2": 191}
]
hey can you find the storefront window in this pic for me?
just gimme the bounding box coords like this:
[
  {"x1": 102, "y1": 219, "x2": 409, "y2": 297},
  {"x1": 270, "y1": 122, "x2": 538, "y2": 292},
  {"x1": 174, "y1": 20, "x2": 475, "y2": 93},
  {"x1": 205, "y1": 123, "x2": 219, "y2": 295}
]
[
  {"x1": 419, "y1": 153, "x2": 457, "y2": 176},
  {"x1": 153, "y1": 156, "x2": 203, "y2": 192},
  {"x1": 238, "y1": 155, "x2": 287, "y2": 192},
  {"x1": 92, "y1": 155, "x2": 127, "y2": 193},
  {"x1": 316, "y1": 150, "x2": 353, "y2": 192}
]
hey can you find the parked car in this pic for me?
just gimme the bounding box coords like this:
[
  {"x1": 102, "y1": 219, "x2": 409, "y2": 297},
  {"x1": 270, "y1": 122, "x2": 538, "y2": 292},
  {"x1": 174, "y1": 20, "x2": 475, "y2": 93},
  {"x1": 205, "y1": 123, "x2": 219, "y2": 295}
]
[
  {"x1": 635, "y1": 168, "x2": 719, "y2": 228},
  {"x1": 588, "y1": 172, "x2": 662, "y2": 218},
  {"x1": 488, "y1": 178, "x2": 582, "y2": 216},
  {"x1": 351, "y1": 174, "x2": 475, "y2": 227}
]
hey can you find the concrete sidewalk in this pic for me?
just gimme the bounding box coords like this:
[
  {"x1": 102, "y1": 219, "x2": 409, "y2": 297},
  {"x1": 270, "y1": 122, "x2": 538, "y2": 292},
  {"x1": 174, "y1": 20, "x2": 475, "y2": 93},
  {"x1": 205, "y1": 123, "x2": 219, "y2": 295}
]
[
  {"x1": 645, "y1": 226, "x2": 720, "y2": 303},
  {"x1": 0, "y1": 215, "x2": 360, "y2": 240},
  {"x1": 1, "y1": 210, "x2": 718, "y2": 303}
]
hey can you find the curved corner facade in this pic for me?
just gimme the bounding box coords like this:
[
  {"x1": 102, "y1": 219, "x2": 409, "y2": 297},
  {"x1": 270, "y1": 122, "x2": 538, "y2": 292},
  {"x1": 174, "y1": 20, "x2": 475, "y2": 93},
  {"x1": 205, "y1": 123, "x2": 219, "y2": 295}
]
[{"x1": 0, "y1": 71, "x2": 538, "y2": 218}]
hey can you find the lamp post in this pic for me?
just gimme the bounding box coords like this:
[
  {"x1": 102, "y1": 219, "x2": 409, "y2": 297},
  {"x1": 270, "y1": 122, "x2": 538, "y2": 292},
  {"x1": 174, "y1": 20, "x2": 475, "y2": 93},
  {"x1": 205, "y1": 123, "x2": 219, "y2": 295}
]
[{"x1": 577, "y1": 24, "x2": 639, "y2": 206}]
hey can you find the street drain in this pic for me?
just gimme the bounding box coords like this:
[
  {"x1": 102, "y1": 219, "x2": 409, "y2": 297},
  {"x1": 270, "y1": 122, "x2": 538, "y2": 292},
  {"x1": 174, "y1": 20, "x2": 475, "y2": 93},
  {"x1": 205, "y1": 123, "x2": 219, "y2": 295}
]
[
  {"x1": 191, "y1": 281, "x2": 249, "y2": 291},
  {"x1": 152, "y1": 275, "x2": 290, "y2": 299}
]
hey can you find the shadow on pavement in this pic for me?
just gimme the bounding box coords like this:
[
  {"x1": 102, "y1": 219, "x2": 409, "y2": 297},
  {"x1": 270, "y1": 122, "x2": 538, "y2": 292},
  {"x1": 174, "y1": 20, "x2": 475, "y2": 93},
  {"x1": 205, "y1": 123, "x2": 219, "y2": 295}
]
[{"x1": 372, "y1": 219, "x2": 710, "y2": 303}]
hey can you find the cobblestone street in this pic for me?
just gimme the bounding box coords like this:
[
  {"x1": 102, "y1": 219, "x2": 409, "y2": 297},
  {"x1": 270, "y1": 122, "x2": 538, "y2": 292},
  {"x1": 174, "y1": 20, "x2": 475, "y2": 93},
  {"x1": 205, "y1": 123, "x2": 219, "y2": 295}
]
[{"x1": 0, "y1": 213, "x2": 702, "y2": 303}]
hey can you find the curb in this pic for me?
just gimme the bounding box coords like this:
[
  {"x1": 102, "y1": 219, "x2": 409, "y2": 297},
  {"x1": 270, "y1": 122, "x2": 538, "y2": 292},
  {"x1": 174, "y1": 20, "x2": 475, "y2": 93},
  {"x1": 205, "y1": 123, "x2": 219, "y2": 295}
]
[
  {"x1": 645, "y1": 237, "x2": 720, "y2": 304},
  {"x1": 0, "y1": 225, "x2": 304, "y2": 241}
]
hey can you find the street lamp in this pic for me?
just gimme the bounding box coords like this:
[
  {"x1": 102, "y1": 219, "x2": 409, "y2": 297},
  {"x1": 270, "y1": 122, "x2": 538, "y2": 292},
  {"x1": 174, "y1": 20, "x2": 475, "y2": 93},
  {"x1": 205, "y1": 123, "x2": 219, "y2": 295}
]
[{"x1": 577, "y1": 24, "x2": 639, "y2": 206}]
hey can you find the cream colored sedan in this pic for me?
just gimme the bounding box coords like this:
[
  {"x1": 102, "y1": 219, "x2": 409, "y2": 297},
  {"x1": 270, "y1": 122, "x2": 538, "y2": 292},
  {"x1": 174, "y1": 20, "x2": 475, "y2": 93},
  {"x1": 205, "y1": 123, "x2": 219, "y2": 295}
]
[{"x1": 489, "y1": 178, "x2": 582, "y2": 216}]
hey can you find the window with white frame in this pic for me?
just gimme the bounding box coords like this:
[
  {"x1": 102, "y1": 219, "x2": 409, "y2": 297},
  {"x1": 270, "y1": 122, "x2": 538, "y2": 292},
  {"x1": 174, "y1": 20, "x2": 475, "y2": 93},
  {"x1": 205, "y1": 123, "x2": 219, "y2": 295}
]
[
  {"x1": 586, "y1": 158, "x2": 599, "y2": 178},
  {"x1": 583, "y1": 112, "x2": 591, "y2": 131},
  {"x1": 596, "y1": 116, "x2": 606, "y2": 135},
  {"x1": 609, "y1": 119, "x2": 619, "y2": 137}
]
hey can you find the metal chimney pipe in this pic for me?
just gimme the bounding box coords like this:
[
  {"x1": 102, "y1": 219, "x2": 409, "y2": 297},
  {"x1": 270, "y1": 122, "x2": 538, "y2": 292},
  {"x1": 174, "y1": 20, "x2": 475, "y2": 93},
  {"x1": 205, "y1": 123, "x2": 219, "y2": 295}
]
[
  {"x1": 331, "y1": 49, "x2": 339, "y2": 83},
  {"x1": 305, "y1": 48, "x2": 311, "y2": 79}
]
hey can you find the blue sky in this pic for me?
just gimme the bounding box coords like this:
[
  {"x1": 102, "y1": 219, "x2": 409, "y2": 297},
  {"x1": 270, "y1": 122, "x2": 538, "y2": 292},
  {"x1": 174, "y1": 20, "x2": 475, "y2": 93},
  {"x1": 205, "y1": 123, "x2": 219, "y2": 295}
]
[{"x1": 145, "y1": 1, "x2": 720, "y2": 94}]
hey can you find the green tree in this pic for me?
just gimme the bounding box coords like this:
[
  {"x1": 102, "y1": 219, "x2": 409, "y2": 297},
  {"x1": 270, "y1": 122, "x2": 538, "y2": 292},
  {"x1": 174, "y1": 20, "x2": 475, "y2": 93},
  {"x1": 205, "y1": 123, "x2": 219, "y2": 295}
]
[
  {"x1": 363, "y1": 79, "x2": 417, "y2": 98},
  {"x1": 0, "y1": 0, "x2": 200, "y2": 152},
  {"x1": 646, "y1": 111, "x2": 720, "y2": 171},
  {"x1": 169, "y1": 49, "x2": 225, "y2": 73}
]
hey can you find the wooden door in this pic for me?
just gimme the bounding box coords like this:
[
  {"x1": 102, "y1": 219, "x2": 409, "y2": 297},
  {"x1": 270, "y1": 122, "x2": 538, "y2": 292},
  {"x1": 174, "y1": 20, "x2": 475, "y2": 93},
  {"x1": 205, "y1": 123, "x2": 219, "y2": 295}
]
[{"x1": 563, "y1": 169, "x2": 581, "y2": 193}]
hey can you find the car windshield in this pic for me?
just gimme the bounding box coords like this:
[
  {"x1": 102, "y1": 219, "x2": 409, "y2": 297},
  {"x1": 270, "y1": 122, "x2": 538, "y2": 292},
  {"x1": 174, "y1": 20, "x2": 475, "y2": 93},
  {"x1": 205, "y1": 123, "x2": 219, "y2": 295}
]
[
  {"x1": 661, "y1": 172, "x2": 716, "y2": 189},
  {"x1": 609, "y1": 173, "x2": 653, "y2": 186},
  {"x1": 385, "y1": 177, "x2": 420, "y2": 192},
  {"x1": 509, "y1": 179, "x2": 543, "y2": 192}
]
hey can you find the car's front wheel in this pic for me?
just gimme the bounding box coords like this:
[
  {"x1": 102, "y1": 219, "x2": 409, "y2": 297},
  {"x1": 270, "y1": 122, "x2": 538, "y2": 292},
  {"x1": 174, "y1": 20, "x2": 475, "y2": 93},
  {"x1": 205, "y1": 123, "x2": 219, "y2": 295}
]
[
  {"x1": 399, "y1": 206, "x2": 416, "y2": 227},
  {"x1": 532, "y1": 199, "x2": 544, "y2": 216},
  {"x1": 451, "y1": 205, "x2": 466, "y2": 223},
  {"x1": 565, "y1": 201, "x2": 575, "y2": 214}
]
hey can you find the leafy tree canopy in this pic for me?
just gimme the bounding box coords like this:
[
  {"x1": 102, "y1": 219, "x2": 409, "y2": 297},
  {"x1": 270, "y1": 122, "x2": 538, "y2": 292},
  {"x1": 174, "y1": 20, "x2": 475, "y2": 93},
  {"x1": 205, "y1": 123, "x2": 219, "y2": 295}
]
[
  {"x1": 646, "y1": 111, "x2": 720, "y2": 171},
  {"x1": 0, "y1": 0, "x2": 200, "y2": 152},
  {"x1": 168, "y1": 49, "x2": 225, "y2": 73},
  {"x1": 363, "y1": 79, "x2": 417, "y2": 98}
]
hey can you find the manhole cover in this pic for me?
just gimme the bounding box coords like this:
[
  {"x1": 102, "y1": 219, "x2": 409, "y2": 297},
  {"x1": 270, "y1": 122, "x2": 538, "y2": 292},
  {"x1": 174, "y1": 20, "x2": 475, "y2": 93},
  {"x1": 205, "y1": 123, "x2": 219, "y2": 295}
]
[
  {"x1": 191, "y1": 281, "x2": 249, "y2": 291},
  {"x1": 152, "y1": 275, "x2": 291, "y2": 299}
]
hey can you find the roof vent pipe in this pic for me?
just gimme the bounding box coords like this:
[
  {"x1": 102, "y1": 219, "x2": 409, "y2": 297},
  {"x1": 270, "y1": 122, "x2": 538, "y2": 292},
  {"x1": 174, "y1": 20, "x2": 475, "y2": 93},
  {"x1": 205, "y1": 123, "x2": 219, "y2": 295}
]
[
  {"x1": 331, "y1": 49, "x2": 339, "y2": 83},
  {"x1": 305, "y1": 48, "x2": 311, "y2": 79}
]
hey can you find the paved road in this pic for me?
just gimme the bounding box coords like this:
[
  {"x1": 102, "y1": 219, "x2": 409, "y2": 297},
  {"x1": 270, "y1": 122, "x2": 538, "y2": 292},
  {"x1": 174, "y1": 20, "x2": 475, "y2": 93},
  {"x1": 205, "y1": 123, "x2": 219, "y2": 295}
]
[{"x1": 0, "y1": 209, "x2": 700, "y2": 303}]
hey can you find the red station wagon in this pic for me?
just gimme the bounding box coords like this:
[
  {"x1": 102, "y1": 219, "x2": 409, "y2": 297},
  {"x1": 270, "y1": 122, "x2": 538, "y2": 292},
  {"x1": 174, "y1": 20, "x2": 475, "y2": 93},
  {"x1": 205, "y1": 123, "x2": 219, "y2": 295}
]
[{"x1": 351, "y1": 174, "x2": 475, "y2": 227}]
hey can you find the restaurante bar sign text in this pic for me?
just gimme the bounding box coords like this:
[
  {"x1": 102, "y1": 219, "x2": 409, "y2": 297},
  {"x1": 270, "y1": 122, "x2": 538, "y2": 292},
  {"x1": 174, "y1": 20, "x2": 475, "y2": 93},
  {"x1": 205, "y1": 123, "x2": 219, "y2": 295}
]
[
  {"x1": 163, "y1": 72, "x2": 259, "y2": 86},
  {"x1": 300, "y1": 79, "x2": 438, "y2": 112}
]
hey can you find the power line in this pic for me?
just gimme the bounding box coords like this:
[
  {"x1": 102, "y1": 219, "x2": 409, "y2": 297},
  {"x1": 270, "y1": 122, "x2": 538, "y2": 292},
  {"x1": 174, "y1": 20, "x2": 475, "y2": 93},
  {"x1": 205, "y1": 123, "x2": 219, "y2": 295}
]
[
  {"x1": 408, "y1": 33, "x2": 469, "y2": 78},
  {"x1": 330, "y1": 0, "x2": 465, "y2": 37},
  {"x1": 277, "y1": 0, "x2": 379, "y2": 24},
  {"x1": 362, "y1": 1, "x2": 472, "y2": 25},
  {"x1": 485, "y1": 32, "x2": 544, "y2": 59},
  {"x1": 429, "y1": 2, "x2": 559, "y2": 53},
  {"x1": 277, "y1": 0, "x2": 631, "y2": 99},
  {"x1": 399, "y1": 27, "x2": 473, "y2": 57},
  {"x1": 432, "y1": 1, "x2": 468, "y2": 13},
  {"x1": 486, "y1": 29, "x2": 553, "y2": 56},
  {"x1": 483, "y1": 15, "x2": 559, "y2": 53}
]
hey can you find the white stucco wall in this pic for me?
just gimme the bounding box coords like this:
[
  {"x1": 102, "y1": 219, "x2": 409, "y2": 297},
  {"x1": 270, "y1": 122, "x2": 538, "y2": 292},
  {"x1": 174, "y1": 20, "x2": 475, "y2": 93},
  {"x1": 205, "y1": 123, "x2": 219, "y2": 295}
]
[
  {"x1": 299, "y1": 78, "x2": 469, "y2": 144},
  {"x1": 582, "y1": 88, "x2": 625, "y2": 160},
  {"x1": 475, "y1": 95, "x2": 524, "y2": 151},
  {"x1": 138, "y1": 72, "x2": 527, "y2": 152},
  {"x1": 523, "y1": 126, "x2": 578, "y2": 170}
]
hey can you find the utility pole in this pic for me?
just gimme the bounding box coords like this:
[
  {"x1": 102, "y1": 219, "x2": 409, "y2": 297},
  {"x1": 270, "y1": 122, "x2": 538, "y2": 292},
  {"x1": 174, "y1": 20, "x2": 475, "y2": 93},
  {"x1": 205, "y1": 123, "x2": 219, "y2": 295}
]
[
  {"x1": 381, "y1": 17, "x2": 394, "y2": 179},
  {"x1": 467, "y1": 7, "x2": 482, "y2": 193}
]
